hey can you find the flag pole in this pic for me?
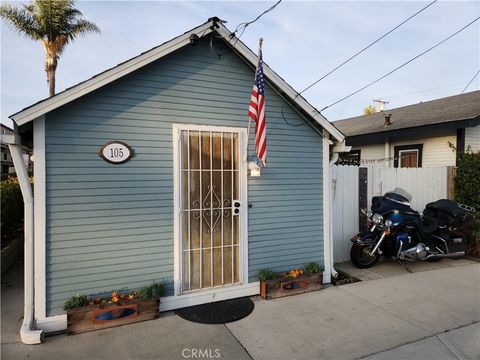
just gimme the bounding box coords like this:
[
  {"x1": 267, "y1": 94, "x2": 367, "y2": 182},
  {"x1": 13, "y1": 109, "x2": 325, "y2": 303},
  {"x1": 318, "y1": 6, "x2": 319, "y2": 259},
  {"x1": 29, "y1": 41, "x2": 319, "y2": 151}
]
[{"x1": 243, "y1": 37, "x2": 263, "y2": 163}]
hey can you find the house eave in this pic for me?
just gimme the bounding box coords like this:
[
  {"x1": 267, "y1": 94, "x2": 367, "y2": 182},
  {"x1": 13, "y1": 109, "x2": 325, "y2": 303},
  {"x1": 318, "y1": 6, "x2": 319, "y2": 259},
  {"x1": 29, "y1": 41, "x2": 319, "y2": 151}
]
[
  {"x1": 10, "y1": 19, "x2": 344, "y2": 143},
  {"x1": 344, "y1": 115, "x2": 480, "y2": 146},
  {"x1": 10, "y1": 21, "x2": 216, "y2": 126}
]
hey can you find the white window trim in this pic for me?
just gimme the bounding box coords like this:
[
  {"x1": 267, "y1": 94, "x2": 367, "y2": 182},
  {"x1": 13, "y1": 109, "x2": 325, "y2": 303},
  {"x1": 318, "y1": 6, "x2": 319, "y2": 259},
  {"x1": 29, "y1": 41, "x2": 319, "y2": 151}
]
[
  {"x1": 398, "y1": 149, "x2": 419, "y2": 168},
  {"x1": 172, "y1": 123, "x2": 249, "y2": 299}
]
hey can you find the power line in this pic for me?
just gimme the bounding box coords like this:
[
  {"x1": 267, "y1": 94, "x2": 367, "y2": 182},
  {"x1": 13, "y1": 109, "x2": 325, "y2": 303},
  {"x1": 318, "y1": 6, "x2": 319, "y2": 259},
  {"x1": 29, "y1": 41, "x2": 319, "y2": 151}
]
[
  {"x1": 461, "y1": 70, "x2": 480, "y2": 93},
  {"x1": 297, "y1": 0, "x2": 438, "y2": 97},
  {"x1": 231, "y1": 0, "x2": 282, "y2": 40},
  {"x1": 320, "y1": 16, "x2": 480, "y2": 112}
]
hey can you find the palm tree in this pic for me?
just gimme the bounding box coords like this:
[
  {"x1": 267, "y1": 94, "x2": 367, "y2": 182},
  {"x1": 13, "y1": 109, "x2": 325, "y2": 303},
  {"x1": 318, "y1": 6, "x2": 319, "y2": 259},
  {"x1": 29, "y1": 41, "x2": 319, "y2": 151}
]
[
  {"x1": 1, "y1": 0, "x2": 100, "y2": 97},
  {"x1": 363, "y1": 104, "x2": 377, "y2": 115}
]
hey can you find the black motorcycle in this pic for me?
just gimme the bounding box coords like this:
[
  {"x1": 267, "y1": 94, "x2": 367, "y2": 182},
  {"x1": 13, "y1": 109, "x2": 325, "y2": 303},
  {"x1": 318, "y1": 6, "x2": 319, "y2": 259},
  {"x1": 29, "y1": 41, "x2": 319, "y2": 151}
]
[{"x1": 350, "y1": 188, "x2": 475, "y2": 268}]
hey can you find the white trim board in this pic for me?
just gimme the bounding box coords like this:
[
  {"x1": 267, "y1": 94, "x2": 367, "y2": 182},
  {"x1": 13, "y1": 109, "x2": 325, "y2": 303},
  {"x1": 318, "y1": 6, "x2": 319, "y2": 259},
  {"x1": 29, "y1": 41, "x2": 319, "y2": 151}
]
[
  {"x1": 10, "y1": 19, "x2": 344, "y2": 143},
  {"x1": 36, "y1": 314, "x2": 67, "y2": 333},
  {"x1": 34, "y1": 116, "x2": 47, "y2": 320},
  {"x1": 161, "y1": 282, "x2": 259, "y2": 312}
]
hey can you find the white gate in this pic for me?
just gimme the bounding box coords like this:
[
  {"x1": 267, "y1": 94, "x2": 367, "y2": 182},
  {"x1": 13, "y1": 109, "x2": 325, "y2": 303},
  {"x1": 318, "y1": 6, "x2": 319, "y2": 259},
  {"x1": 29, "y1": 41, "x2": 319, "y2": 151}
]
[{"x1": 332, "y1": 165, "x2": 449, "y2": 263}]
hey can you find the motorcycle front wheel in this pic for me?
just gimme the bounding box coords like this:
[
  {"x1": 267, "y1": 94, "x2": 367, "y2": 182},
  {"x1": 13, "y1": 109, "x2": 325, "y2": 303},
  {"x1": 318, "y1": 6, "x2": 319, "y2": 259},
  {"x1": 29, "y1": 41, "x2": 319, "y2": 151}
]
[{"x1": 350, "y1": 244, "x2": 379, "y2": 268}]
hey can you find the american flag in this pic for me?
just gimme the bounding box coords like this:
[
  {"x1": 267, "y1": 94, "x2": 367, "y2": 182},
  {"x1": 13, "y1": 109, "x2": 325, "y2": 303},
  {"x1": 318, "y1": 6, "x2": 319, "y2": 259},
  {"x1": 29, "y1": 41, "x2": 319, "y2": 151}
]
[{"x1": 248, "y1": 50, "x2": 267, "y2": 167}]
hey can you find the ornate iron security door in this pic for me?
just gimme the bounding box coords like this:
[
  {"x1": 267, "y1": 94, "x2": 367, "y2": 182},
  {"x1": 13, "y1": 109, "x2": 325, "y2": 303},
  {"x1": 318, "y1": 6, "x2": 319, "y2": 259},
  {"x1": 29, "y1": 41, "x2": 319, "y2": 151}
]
[{"x1": 178, "y1": 128, "x2": 244, "y2": 292}]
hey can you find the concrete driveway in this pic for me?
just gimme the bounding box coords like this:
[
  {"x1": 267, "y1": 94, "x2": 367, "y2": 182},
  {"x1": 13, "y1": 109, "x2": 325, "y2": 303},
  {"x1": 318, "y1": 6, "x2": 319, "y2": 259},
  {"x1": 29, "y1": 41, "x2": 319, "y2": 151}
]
[
  {"x1": 226, "y1": 262, "x2": 480, "y2": 360},
  {"x1": 2, "y1": 261, "x2": 479, "y2": 360}
]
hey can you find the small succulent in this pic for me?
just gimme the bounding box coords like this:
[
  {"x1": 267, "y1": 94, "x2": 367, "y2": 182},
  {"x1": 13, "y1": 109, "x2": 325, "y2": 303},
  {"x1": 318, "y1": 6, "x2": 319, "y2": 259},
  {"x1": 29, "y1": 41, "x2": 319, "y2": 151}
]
[
  {"x1": 63, "y1": 294, "x2": 89, "y2": 311},
  {"x1": 303, "y1": 262, "x2": 322, "y2": 276},
  {"x1": 258, "y1": 268, "x2": 278, "y2": 282}
]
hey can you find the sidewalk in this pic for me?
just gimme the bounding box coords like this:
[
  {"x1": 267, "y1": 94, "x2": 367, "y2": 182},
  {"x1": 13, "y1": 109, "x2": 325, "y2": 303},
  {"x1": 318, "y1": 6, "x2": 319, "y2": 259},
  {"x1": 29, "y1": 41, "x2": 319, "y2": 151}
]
[
  {"x1": 2, "y1": 261, "x2": 479, "y2": 359},
  {"x1": 363, "y1": 323, "x2": 479, "y2": 360},
  {"x1": 226, "y1": 263, "x2": 480, "y2": 360}
]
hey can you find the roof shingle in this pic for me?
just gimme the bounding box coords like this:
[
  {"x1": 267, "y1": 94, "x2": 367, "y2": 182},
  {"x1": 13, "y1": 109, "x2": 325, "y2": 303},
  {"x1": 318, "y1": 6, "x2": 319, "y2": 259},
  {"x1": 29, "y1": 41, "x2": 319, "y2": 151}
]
[{"x1": 334, "y1": 90, "x2": 480, "y2": 137}]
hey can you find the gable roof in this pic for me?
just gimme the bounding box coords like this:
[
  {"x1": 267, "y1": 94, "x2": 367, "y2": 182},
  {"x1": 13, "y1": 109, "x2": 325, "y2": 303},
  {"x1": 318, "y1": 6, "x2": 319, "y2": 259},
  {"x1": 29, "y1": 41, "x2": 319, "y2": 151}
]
[
  {"x1": 334, "y1": 90, "x2": 480, "y2": 137},
  {"x1": 10, "y1": 17, "x2": 344, "y2": 142}
]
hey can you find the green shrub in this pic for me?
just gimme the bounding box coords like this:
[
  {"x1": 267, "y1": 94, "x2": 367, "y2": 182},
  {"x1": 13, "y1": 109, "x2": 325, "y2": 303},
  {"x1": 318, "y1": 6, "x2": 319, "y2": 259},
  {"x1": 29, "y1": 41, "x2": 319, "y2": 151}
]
[
  {"x1": 455, "y1": 151, "x2": 480, "y2": 211},
  {"x1": 63, "y1": 294, "x2": 89, "y2": 310},
  {"x1": 303, "y1": 262, "x2": 322, "y2": 276},
  {"x1": 137, "y1": 281, "x2": 165, "y2": 299},
  {"x1": 1, "y1": 177, "x2": 24, "y2": 241},
  {"x1": 258, "y1": 268, "x2": 277, "y2": 282},
  {"x1": 455, "y1": 150, "x2": 480, "y2": 256}
]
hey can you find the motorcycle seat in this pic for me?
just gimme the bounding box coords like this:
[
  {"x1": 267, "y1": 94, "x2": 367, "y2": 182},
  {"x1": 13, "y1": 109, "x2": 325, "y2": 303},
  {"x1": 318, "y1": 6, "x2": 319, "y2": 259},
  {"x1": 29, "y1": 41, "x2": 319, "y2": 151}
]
[{"x1": 416, "y1": 216, "x2": 439, "y2": 235}]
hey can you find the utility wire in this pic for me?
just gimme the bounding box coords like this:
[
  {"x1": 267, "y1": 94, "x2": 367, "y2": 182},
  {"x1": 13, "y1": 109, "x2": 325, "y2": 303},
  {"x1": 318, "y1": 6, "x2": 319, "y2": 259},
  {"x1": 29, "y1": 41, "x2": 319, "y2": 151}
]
[
  {"x1": 281, "y1": 0, "x2": 437, "y2": 127},
  {"x1": 461, "y1": 69, "x2": 480, "y2": 93},
  {"x1": 231, "y1": 0, "x2": 282, "y2": 40},
  {"x1": 297, "y1": 0, "x2": 438, "y2": 97},
  {"x1": 320, "y1": 16, "x2": 480, "y2": 112}
]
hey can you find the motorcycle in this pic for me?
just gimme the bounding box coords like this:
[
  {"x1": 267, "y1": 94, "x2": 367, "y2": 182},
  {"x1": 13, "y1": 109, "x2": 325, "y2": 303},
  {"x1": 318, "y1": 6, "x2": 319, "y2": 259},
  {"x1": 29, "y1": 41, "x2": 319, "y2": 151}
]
[{"x1": 350, "y1": 188, "x2": 475, "y2": 268}]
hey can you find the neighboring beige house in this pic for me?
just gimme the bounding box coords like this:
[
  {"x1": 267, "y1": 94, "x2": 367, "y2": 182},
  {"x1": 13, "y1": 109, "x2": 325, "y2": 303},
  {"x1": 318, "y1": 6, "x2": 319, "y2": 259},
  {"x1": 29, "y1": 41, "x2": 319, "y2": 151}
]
[
  {"x1": 334, "y1": 91, "x2": 480, "y2": 168},
  {"x1": 1, "y1": 123, "x2": 15, "y2": 177}
]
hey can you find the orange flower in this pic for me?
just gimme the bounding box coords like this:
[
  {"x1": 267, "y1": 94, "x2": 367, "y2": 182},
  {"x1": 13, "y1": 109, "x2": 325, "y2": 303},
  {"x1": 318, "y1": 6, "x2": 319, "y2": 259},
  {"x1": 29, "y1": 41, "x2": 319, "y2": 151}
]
[{"x1": 111, "y1": 290, "x2": 119, "y2": 303}]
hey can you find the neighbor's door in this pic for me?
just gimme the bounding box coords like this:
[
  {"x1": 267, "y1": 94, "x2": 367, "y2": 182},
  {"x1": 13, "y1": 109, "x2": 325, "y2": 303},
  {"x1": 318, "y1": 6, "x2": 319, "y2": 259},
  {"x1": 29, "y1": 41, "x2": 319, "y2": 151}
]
[{"x1": 174, "y1": 125, "x2": 247, "y2": 294}]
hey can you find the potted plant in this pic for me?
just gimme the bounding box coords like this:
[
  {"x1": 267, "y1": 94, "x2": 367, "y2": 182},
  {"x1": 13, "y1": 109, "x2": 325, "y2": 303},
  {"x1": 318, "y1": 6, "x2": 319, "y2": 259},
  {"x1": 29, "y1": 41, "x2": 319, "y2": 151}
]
[
  {"x1": 65, "y1": 282, "x2": 164, "y2": 334},
  {"x1": 259, "y1": 262, "x2": 323, "y2": 299}
]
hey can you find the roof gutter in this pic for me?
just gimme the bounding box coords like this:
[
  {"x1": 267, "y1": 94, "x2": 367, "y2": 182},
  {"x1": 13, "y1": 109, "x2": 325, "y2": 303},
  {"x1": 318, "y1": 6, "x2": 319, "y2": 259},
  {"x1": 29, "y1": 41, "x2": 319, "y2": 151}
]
[{"x1": 7, "y1": 137, "x2": 43, "y2": 344}]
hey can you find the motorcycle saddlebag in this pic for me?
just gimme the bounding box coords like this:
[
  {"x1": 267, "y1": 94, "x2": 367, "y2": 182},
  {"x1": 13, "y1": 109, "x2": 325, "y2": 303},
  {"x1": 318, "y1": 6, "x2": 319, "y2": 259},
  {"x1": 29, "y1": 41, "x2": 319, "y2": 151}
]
[
  {"x1": 423, "y1": 199, "x2": 471, "y2": 228},
  {"x1": 444, "y1": 234, "x2": 467, "y2": 253}
]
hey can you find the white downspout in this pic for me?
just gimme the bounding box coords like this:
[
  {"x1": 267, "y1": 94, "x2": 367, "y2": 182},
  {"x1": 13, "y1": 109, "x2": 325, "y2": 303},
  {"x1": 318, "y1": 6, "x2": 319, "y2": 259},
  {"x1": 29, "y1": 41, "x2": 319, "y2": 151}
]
[
  {"x1": 8, "y1": 143, "x2": 43, "y2": 344},
  {"x1": 328, "y1": 152, "x2": 339, "y2": 279},
  {"x1": 323, "y1": 135, "x2": 351, "y2": 282},
  {"x1": 322, "y1": 133, "x2": 338, "y2": 283}
]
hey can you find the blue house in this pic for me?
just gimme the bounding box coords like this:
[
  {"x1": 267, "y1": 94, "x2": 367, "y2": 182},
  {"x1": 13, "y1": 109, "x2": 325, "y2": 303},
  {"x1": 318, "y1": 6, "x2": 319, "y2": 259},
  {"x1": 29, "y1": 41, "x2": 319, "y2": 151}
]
[{"x1": 7, "y1": 18, "x2": 346, "y2": 342}]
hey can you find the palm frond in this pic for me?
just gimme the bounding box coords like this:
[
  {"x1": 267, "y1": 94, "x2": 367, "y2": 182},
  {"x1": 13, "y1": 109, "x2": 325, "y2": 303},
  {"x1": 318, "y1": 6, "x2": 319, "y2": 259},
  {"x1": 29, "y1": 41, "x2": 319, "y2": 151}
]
[
  {"x1": 67, "y1": 19, "x2": 100, "y2": 40},
  {"x1": 0, "y1": 4, "x2": 42, "y2": 40}
]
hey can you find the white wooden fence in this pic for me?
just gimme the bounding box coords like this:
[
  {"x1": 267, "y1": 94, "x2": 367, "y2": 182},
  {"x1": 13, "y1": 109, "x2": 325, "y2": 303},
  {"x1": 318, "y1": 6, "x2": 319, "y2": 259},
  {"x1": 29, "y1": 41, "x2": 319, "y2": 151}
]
[{"x1": 332, "y1": 165, "x2": 449, "y2": 263}]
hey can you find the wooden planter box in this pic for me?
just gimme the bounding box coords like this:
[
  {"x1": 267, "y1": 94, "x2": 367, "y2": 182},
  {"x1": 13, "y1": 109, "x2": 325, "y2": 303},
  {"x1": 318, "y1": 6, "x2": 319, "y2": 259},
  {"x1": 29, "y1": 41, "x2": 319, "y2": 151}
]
[
  {"x1": 260, "y1": 273, "x2": 323, "y2": 300},
  {"x1": 67, "y1": 298, "x2": 159, "y2": 334}
]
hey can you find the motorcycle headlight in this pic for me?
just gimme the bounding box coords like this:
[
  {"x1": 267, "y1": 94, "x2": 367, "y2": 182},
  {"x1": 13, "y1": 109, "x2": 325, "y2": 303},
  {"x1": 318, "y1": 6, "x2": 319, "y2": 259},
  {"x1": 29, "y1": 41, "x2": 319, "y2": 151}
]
[
  {"x1": 367, "y1": 210, "x2": 373, "y2": 218},
  {"x1": 372, "y1": 213, "x2": 383, "y2": 225},
  {"x1": 385, "y1": 219, "x2": 393, "y2": 227}
]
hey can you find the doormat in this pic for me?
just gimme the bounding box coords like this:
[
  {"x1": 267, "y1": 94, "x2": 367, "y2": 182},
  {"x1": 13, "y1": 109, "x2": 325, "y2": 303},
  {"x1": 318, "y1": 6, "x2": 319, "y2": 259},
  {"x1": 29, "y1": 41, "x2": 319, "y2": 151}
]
[{"x1": 175, "y1": 297, "x2": 254, "y2": 324}]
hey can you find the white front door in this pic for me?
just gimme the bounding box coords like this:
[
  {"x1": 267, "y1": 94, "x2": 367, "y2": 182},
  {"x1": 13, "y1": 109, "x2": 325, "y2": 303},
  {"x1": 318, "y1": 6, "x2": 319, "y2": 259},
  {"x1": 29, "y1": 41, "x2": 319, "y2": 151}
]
[{"x1": 173, "y1": 125, "x2": 248, "y2": 295}]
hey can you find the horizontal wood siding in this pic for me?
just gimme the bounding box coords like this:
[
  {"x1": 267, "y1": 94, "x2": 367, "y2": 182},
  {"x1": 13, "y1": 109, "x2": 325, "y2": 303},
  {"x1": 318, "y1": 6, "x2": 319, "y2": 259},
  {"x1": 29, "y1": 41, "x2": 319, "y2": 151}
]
[
  {"x1": 352, "y1": 134, "x2": 457, "y2": 167},
  {"x1": 45, "y1": 39, "x2": 323, "y2": 315}
]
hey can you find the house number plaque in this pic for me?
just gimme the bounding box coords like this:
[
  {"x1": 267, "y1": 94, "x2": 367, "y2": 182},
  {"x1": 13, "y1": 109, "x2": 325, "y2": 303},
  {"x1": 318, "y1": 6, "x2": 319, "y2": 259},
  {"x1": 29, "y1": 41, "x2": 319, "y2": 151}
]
[{"x1": 99, "y1": 141, "x2": 134, "y2": 164}]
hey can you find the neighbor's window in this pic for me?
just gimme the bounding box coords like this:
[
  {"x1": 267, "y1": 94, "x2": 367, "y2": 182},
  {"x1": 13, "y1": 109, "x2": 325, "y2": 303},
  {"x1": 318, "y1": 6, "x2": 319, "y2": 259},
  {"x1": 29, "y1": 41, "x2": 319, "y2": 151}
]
[
  {"x1": 337, "y1": 149, "x2": 361, "y2": 166},
  {"x1": 394, "y1": 144, "x2": 423, "y2": 168}
]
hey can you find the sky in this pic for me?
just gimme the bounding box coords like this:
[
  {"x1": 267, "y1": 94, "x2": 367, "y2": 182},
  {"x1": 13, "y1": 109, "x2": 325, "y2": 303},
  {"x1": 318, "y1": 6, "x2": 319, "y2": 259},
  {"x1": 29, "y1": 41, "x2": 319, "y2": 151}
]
[{"x1": 1, "y1": 0, "x2": 479, "y2": 128}]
